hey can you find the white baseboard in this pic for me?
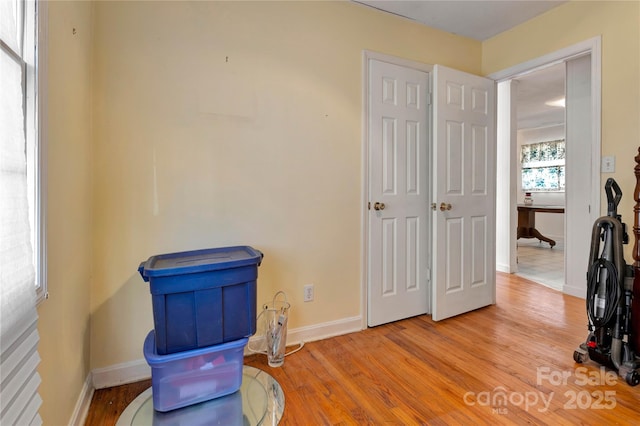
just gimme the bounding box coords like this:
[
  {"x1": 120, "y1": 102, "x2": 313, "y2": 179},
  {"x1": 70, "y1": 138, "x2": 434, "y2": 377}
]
[
  {"x1": 286, "y1": 315, "x2": 362, "y2": 345},
  {"x1": 92, "y1": 358, "x2": 151, "y2": 390},
  {"x1": 563, "y1": 284, "x2": 586, "y2": 299},
  {"x1": 496, "y1": 263, "x2": 511, "y2": 273},
  {"x1": 68, "y1": 372, "x2": 94, "y2": 426},
  {"x1": 89, "y1": 315, "x2": 363, "y2": 390}
]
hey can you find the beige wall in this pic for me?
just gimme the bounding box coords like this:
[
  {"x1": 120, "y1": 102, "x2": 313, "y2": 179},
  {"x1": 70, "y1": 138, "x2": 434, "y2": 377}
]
[
  {"x1": 36, "y1": 1, "x2": 93, "y2": 425},
  {"x1": 89, "y1": 1, "x2": 481, "y2": 369},
  {"x1": 483, "y1": 0, "x2": 640, "y2": 228}
]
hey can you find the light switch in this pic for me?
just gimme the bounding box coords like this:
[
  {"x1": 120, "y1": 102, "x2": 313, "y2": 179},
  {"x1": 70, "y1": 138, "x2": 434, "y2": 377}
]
[{"x1": 602, "y1": 156, "x2": 615, "y2": 173}]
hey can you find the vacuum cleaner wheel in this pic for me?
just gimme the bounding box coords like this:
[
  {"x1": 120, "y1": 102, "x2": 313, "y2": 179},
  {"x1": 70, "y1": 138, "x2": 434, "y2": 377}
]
[
  {"x1": 625, "y1": 370, "x2": 640, "y2": 386},
  {"x1": 573, "y1": 348, "x2": 588, "y2": 364}
]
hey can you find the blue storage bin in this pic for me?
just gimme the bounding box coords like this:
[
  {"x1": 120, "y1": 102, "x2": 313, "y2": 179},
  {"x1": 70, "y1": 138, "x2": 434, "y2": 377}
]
[
  {"x1": 143, "y1": 330, "x2": 247, "y2": 412},
  {"x1": 139, "y1": 246, "x2": 262, "y2": 355}
]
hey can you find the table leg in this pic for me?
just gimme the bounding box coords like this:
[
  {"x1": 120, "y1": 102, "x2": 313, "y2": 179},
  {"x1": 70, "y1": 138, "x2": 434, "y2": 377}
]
[
  {"x1": 517, "y1": 209, "x2": 557, "y2": 248},
  {"x1": 529, "y1": 228, "x2": 556, "y2": 247}
]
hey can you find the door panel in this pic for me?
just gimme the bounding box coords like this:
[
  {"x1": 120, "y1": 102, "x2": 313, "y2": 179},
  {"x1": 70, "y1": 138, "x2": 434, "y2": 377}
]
[
  {"x1": 446, "y1": 218, "x2": 463, "y2": 292},
  {"x1": 368, "y1": 59, "x2": 430, "y2": 327},
  {"x1": 382, "y1": 218, "x2": 396, "y2": 295},
  {"x1": 432, "y1": 65, "x2": 496, "y2": 321}
]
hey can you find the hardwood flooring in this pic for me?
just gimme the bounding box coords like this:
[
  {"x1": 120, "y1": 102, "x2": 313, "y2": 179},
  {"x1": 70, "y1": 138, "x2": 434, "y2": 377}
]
[{"x1": 85, "y1": 272, "x2": 640, "y2": 425}]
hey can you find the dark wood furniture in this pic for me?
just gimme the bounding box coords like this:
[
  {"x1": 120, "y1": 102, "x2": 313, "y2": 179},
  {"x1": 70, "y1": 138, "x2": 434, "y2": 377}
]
[
  {"x1": 517, "y1": 204, "x2": 565, "y2": 248},
  {"x1": 633, "y1": 147, "x2": 640, "y2": 355}
]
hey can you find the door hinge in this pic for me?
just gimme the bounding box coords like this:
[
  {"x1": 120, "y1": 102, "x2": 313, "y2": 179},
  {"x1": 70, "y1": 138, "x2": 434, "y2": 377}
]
[
  {"x1": 426, "y1": 268, "x2": 431, "y2": 282},
  {"x1": 427, "y1": 92, "x2": 432, "y2": 106},
  {"x1": 368, "y1": 201, "x2": 371, "y2": 210}
]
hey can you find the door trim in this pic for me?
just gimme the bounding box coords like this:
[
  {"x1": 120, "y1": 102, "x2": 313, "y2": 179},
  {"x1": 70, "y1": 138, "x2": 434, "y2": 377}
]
[
  {"x1": 361, "y1": 51, "x2": 433, "y2": 329},
  {"x1": 489, "y1": 37, "x2": 601, "y2": 299}
]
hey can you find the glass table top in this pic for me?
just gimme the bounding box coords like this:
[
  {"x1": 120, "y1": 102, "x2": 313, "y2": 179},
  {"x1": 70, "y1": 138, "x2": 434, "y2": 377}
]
[{"x1": 116, "y1": 365, "x2": 284, "y2": 426}]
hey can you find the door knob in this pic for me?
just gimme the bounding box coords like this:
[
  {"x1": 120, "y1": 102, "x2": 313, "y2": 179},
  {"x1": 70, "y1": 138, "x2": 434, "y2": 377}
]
[
  {"x1": 374, "y1": 202, "x2": 386, "y2": 211},
  {"x1": 440, "y1": 202, "x2": 452, "y2": 211}
]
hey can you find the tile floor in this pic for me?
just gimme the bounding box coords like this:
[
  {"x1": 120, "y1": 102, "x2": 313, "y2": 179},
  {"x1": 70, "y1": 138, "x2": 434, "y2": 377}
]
[{"x1": 516, "y1": 236, "x2": 565, "y2": 290}]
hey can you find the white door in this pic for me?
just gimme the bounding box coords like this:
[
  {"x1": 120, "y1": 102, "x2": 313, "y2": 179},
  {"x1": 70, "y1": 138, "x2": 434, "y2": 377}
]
[
  {"x1": 432, "y1": 65, "x2": 496, "y2": 321},
  {"x1": 367, "y1": 59, "x2": 430, "y2": 327}
]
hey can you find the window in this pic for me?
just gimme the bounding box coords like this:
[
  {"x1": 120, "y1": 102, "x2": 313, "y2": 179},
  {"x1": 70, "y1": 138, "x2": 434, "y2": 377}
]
[
  {"x1": 521, "y1": 139, "x2": 565, "y2": 192},
  {"x1": 1, "y1": 1, "x2": 45, "y2": 423},
  {"x1": 1, "y1": 0, "x2": 47, "y2": 302}
]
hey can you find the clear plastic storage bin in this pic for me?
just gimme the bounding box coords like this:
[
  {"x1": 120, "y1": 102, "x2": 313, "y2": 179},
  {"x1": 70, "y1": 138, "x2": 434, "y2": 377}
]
[{"x1": 143, "y1": 330, "x2": 247, "y2": 412}]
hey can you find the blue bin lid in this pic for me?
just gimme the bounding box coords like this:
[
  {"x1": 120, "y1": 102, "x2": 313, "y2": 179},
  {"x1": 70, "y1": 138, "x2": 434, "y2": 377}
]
[{"x1": 138, "y1": 245, "x2": 263, "y2": 281}]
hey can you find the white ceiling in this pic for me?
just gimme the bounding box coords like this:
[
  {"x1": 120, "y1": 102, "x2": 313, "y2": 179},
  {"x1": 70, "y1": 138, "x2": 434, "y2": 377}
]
[
  {"x1": 354, "y1": 0, "x2": 567, "y2": 129},
  {"x1": 514, "y1": 63, "x2": 565, "y2": 130},
  {"x1": 354, "y1": 0, "x2": 567, "y2": 41}
]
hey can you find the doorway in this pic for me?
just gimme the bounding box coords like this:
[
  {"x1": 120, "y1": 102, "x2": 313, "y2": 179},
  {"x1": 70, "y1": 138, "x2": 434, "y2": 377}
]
[
  {"x1": 513, "y1": 63, "x2": 566, "y2": 291},
  {"x1": 492, "y1": 38, "x2": 601, "y2": 299}
]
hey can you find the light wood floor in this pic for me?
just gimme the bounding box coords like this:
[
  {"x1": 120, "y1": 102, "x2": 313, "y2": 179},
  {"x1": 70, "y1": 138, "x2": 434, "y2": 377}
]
[{"x1": 85, "y1": 272, "x2": 640, "y2": 425}]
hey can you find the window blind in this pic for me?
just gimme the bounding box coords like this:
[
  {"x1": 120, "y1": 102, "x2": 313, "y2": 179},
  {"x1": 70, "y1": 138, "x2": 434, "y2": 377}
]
[
  {"x1": 520, "y1": 139, "x2": 566, "y2": 192},
  {"x1": 1, "y1": 1, "x2": 43, "y2": 424},
  {"x1": 0, "y1": 315, "x2": 42, "y2": 426}
]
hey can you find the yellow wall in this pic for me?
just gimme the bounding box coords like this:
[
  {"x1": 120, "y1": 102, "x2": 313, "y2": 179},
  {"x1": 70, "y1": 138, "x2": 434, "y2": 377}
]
[
  {"x1": 36, "y1": 1, "x2": 93, "y2": 425},
  {"x1": 483, "y1": 0, "x2": 640, "y2": 226},
  {"x1": 89, "y1": 1, "x2": 480, "y2": 369}
]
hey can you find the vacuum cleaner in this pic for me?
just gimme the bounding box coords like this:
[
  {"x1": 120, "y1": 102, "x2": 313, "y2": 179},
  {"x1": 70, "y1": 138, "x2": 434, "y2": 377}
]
[{"x1": 573, "y1": 178, "x2": 640, "y2": 386}]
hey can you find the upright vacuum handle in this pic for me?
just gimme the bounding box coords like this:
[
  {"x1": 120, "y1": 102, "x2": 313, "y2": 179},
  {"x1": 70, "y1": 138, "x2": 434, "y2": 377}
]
[
  {"x1": 605, "y1": 178, "x2": 629, "y2": 244},
  {"x1": 605, "y1": 178, "x2": 623, "y2": 217}
]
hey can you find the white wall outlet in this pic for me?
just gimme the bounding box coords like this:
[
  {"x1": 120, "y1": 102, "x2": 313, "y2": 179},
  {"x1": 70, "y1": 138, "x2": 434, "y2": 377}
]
[
  {"x1": 602, "y1": 156, "x2": 615, "y2": 173},
  {"x1": 303, "y1": 284, "x2": 314, "y2": 302}
]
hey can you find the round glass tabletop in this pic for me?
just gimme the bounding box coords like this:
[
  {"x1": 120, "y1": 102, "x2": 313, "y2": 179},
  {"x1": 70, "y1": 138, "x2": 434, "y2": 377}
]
[{"x1": 116, "y1": 366, "x2": 284, "y2": 426}]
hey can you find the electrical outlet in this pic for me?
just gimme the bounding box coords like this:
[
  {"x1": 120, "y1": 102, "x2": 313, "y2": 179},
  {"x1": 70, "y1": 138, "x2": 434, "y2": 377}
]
[{"x1": 303, "y1": 284, "x2": 314, "y2": 302}]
